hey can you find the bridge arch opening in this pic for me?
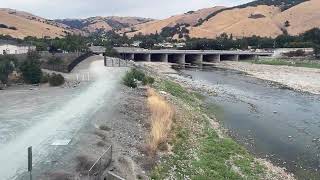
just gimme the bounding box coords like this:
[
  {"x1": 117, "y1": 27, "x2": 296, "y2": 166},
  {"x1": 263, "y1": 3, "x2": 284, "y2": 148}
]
[
  {"x1": 239, "y1": 54, "x2": 257, "y2": 61},
  {"x1": 203, "y1": 54, "x2": 220, "y2": 62},
  {"x1": 133, "y1": 54, "x2": 150, "y2": 62},
  {"x1": 185, "y1": 54, "x2": 202, "y2": 64},
  {"x1": 220, "y1": 54, "x2": 239, "y2": 61},
  {"x1": 150, "y1": 54, "x2": 167, "y2": 62}
]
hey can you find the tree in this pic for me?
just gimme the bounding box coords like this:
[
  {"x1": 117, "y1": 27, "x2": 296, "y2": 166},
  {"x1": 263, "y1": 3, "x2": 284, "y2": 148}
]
[
  {"x1": 0, "y1": 55, "x2": 16, "y2": 84},
  {"x1": 139, "y1": 39, "x2": 156, "y2": 49},
  {"x1": 104, "y1": 46, "x2": 120, "y2": 58},
  {"x1": 284, "y1": 20, "x2": 290, "y2": 27},
  {"x1": 314, "y1": 45, "x2": 320, "y2": 58},
  {"x1": 20, "y1": 51, "x2": 43, "y2": 84}
]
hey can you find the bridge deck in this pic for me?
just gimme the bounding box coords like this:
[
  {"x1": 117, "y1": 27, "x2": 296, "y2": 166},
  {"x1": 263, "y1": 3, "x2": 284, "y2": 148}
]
[{"x1": 116, "y1": 49, "x2": 273, "y2": 56}]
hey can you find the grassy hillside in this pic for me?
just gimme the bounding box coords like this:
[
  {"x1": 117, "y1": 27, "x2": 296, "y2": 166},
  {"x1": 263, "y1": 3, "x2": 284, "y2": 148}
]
[{"x1": 196, "y1": 0, "x2": 309, "y2": 26}]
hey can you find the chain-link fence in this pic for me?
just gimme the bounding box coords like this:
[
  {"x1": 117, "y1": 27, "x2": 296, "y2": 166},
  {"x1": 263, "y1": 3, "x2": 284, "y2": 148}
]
[{"x1": 87, "y1": 145, "x2": 112, "y2": 180}]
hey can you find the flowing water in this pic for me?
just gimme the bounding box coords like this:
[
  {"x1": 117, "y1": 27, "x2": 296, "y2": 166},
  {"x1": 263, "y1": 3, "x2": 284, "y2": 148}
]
[{"x1": 182, "y1": 68, "x2": 320, "y2": 179}]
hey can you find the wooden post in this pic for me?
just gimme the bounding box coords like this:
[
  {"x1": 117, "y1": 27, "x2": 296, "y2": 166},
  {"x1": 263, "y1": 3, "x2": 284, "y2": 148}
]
[{"x1": 103, "y1": 53, "x2": 107, "y2": 67}]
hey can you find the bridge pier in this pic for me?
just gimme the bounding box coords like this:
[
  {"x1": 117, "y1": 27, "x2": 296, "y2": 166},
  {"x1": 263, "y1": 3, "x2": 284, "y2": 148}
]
[
  {"x1": 144, "y1": 54, "x2": 151, "y2": 62},
  {"x1": 161, "y1": 54, "x2": 168, "y2": 62},
  {"x1": 178, "y1": 54, "x2": 186, "y2": 65}
]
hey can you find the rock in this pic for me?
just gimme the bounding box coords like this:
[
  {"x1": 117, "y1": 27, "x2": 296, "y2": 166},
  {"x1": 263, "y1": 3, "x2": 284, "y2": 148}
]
[
  {"x1": 273, "y1": 111, "x2": 278, "y2": 114},
  {"x1": 159, "y1": 91, "x2": 168, "y2": 95}
]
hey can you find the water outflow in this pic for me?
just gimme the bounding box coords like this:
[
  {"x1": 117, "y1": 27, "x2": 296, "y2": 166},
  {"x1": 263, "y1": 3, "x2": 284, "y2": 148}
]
[
  {"x1": 0, "y1": 59, "x2": 126, "y2": 180},
  {"x1": 183, "y1": 68, "x2": 320, "y2": 178}
]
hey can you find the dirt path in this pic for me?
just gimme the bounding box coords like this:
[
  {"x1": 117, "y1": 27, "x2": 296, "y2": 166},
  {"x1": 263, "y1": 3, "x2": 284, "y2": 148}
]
[{"x1": 214, "y1": 61, "x2": 320, "y2": 94}]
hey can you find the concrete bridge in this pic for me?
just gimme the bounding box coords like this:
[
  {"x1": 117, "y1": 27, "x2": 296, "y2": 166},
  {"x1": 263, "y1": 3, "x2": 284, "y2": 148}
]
[{"x1": 115, "y1": 48, "x2": 273, "y2": 65}]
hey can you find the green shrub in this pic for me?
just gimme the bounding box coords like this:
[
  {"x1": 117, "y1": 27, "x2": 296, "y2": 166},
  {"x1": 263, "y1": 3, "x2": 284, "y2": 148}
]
[
  {"x1": 142, "y1": 76, "x2": 155, "y2": 85},
  {"x1": 122, "y1": 68, "x2": 147, "y2": 88},
  {"x1": 0, "y1": 55, "x2": 16, "y2": 84},
  {"x1": 49, "y1": 73, "x2": 65, "y2": 86},
  {"x1": 40, "y1": 73, "x2": 50, "y2": 83},
  {"x1": 131, "y1": 68, "x2": 145, "y2": 81},
  {"x1": 123, "y1": 71, "x2": 137, "y2": 88},
  {"x1": 20, "y1": 51, "x2": 43, "y2": 84}
]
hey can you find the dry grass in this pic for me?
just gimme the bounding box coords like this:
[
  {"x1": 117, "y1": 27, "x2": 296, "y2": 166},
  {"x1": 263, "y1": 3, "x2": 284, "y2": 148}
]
[{"x1": 147, "y1": 88, "x2": 174, "y2": 155}]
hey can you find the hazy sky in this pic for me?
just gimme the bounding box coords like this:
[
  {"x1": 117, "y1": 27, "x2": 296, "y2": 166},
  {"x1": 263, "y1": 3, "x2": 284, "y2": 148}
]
[{"x1": 0, "y1": 0, "x2": 252, "y2": 19}]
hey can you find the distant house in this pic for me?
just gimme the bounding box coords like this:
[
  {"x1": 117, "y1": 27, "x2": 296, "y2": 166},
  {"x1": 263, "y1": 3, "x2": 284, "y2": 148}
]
[{"x1": 0, "y1": 41, "x2": 36, "y2": 55}]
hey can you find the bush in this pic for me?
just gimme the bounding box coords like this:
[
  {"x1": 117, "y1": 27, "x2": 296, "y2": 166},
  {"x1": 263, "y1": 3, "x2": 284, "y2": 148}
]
[
  {"x1": 123, "y1": 68, "x2": 145, "y2": 88},
  {"x1": 49, "y1": 73, "x2": 65, "y2": 86},
  {"x1": 0, "y1": 55, "x2": 16, "y2": 84},
  {"x1": 142, "y1": 76, "x2": 155, "y2": 86},
  {"x1": 20, "y1": 51, "x2": 42, "y2": 84},
  {"x1": 0, "y1": 24, "x2": 8, "y2": 29},
  {"x1": 40, "y1": 73, "x2": 50, "y2": 83},
  {"x1": 8, "y1": 26, "x2": 17, "y2": 30},
  {"x1": 123, "y1": 71, "x2": 137, "y2": 88},
  {"x1": 131, "y1": 68, "x2": 145, "y2": 81},
  {"x1": 283, "y1": 49, "x2": 306, "y2": 57}
]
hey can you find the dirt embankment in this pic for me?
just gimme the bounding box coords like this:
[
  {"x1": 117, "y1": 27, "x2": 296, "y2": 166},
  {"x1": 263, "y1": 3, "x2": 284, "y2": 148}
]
[{"x1": 215, "y1": 61, "x2": 320, "y2": 95}]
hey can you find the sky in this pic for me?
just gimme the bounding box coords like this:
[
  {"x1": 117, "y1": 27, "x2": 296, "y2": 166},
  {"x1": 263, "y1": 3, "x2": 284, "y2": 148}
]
[{"x1": 0, "y1": 0, "x2": 252, "y2": 19}]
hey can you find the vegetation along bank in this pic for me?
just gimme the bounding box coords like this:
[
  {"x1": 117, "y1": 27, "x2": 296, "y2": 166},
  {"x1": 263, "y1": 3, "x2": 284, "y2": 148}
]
[{"x1": 122, "y1": 67, "x2": 295, "y2": 179}]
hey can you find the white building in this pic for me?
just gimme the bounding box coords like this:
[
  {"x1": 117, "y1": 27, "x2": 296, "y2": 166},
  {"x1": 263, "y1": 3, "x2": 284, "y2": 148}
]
[{"x1": 0, "y1": 42, "x2": 36, "y2": 55}]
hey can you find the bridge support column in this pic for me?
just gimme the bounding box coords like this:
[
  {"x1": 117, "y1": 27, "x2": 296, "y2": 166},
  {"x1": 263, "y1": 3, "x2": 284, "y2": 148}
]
[
  {"x1": 161, "y1": 54, "x2": 168, "y2": 63},
  {"x1": 178, "y1": 54, "x2": 186, "y2": 65},
  {"x1": 129, "y1": 53, "x2": 134, "y2": 60},
  {"x1": 232, "y1": 55, "x2": 239, "y2": 61},
  {"x1": 194, "y1": 54, "x2": 203, "y2": 64},
  {"x1": 144, "y1": 54, "x2": 151, "y2": 62}
]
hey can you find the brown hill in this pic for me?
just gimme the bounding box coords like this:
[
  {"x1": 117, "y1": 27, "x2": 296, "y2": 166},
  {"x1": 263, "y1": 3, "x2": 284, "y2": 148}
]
[
  {"x1": 56, "y1": 16, "x2": 153, "y2": 33},
  {"x1": 123, "y1": 6, "x2": 225, "y2": 37},
  {"x1": 0, "y1": 8, "x2": 83, "y2": 39},
  {"x1": 274, "y1": 0, "x2": 320, "y2": 35},
  {"x1": 123, "y1": 0, "x2": 320, "y2": 39},
  {"x1": 190, "y1": 0, "x2": 320, "y2": 38}
]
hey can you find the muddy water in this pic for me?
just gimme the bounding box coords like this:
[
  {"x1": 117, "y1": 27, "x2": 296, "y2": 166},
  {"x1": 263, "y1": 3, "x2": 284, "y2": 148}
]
[{"x1": 183, "y1": 68, "x2": 320, "y2": 179}]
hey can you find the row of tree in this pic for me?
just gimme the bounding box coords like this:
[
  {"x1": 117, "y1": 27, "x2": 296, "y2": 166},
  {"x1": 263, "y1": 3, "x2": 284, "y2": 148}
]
[
  {"x1": 182, "y1": 28, "x2": 320, "y2": 57},
  {"x1": 0, "y1": 27, "x2": 319, "y2": 56}
]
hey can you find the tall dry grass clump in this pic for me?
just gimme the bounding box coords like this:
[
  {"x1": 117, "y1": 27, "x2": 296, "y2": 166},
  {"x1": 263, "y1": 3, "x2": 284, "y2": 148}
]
[{"x1": 147, "y1": 88, "x2": 174, "y2": 155}]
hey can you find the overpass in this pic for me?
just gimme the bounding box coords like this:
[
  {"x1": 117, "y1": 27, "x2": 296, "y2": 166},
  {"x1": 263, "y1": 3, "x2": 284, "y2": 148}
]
[{"x1": 115, "y1": 48, "x2": 273, "y2": 65}]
